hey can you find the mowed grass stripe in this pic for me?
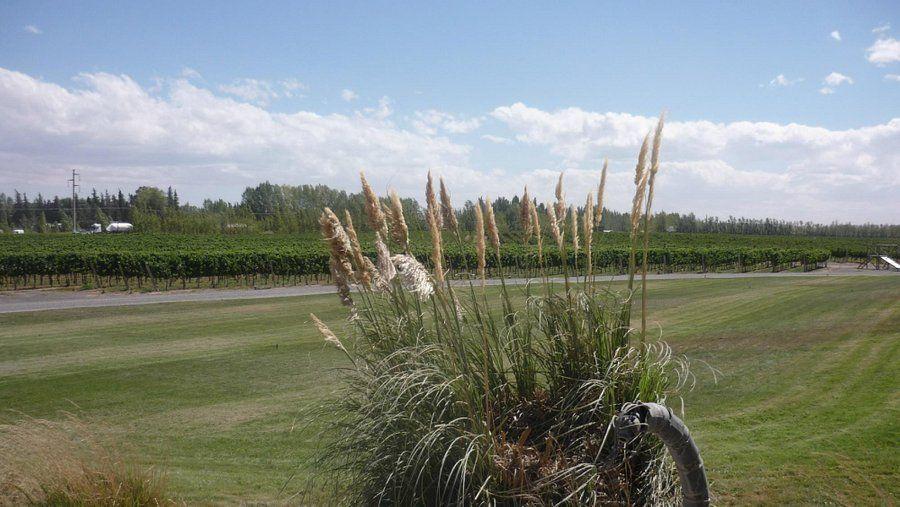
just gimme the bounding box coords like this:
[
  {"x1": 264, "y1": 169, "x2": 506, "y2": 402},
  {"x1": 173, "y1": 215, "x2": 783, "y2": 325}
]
[
  {"x1": 673, "y1": 279, "x2": 899, "y2": 504},
  {"x1": 684, "y1": 303, "x2": 896, "y2": 422},
  {"x1": 1, "y1": 277, "x2": 897, "y2": 504},
  {"x1": 0, "y1": 299, "x2": 331, "y2": 360}
]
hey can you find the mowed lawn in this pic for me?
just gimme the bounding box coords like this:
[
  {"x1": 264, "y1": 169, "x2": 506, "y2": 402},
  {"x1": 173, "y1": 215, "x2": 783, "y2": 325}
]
[{"x1": 1, "y1": 276, "x2": 897, "y2": 504}]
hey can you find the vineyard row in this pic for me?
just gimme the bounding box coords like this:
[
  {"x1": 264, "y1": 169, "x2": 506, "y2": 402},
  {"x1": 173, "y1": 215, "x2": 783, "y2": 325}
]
[{"x1": 0, "y1": 246, "x2": 830, "y2": 290}]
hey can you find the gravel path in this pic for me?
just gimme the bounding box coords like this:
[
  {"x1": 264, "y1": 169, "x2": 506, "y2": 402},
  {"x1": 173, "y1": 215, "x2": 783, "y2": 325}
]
[{"x1": 1, "y1": 263, "x2": 894, "y2": 314}]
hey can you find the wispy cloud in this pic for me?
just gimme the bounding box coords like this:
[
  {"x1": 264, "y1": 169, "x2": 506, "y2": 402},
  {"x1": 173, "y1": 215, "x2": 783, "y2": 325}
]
[
  {"x1": 218, "y1": 78, "x2": 279, "y2": 105},
  {"x1": 361, "y1": 96, "x2": 393, "y2": 120},
  {"x1": 481, "y1": 134, "x2": 514, "y2": 145},
  {"x1": 24, "y1": 25, "x2": 42, "y2": 35},
  {"x1": 867, "y1": 37, "x2": 900, "y2": 65},
  {"x1": 412, "y1": 110, "x2": 483, "y2": 135},
  {"x1": 764, "y1": 74, "x2": 803, "y2": 87},
  {"x1": 341, "y1": 89, "x2": 358, "y2": 102},
  {"x1": 830, "y1": 30, "x2": 841, "y2": 42},
  {"x1": 872, "y1": 24, "x2": 891, "y2": 35},
  {"x1": 181, "y1": 67, "x2": 202, "y2": 80},
  {"x1": 885, "y1": 74, "x2": 900, "y2": 82},
  {"x1": 279, "y1": 79, "x2": 306, "y2": 98},
  {"x1": 218, "y1": 78, "x2": 305, "y2": 104}
]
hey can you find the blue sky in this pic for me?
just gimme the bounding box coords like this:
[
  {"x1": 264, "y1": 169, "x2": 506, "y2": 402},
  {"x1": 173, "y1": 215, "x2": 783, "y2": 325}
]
[{"x1": 1, "y1": 1, "x2": 899, "y2": 222}]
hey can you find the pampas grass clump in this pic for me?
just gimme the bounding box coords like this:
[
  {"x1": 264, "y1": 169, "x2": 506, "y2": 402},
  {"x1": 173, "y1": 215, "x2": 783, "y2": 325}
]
[{"x1": 309, "y1": 115, "x2": 688, "y2": 505}]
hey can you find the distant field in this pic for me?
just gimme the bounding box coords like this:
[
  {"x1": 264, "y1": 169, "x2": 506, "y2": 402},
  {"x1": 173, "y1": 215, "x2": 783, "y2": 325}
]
[
  {"x1": 1, "y1": 276, "x2": 897, "y2": 504},
  {"x1": 2, "y1": 231, "x2": 889, "y2": 290}
]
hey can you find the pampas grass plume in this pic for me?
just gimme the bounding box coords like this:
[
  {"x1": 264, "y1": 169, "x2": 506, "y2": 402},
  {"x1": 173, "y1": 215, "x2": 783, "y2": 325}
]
[
  {"x1": 426, "y1": 171, "x2": 442, "y2": 230},
  {"x1": 631, "y1": 133, "x2": 652, "y2": 234},
  {"x1": 388, "y1": 190, "x2": 409, "y2": 252},
  {"x1": 521, "y1": 186, "x2": 533, "y2": 245},
  {"x1": 530, "y1": 197, "x2": 543, "y2": 263},
  {"x1": 360, "y1": 171, "x2": 388, "y2": 237},
  {"x1": 596, "y1": 159, "x2": 608, "y2": 228},
  {"x1": 483, "y1": 198, "x2": 501, "y2": 259},
  {"x1": 391, "y1": 254, "x2": 434, "y2": 300},
  {"x1": 343, "y1": 210, "x2": 371, "y2": 287},
  {"x1": 311, "y1": 313, "x2": 348, "y2": 353},
  {"x1": 475, "y1": 201, "x2": 486, "y2": 282},
  {"x1": 439, "y1": 177, "x2": 458, "y2": 232},
  {"x1": 428, "y1": 207, "x2": 444, "y2": 284}
]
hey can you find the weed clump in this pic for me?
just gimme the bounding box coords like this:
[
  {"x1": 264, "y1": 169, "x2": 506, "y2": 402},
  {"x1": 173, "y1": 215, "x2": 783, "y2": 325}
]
[{"x1": 0, "y1": 413, "x2": 172, "y2": 506}]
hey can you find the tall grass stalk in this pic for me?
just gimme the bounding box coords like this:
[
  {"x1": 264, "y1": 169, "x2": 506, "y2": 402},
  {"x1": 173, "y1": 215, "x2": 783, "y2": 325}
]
[
  {"x1": 308, "y1": 119, "x2": 687, "y2": 505},
  {"x1": 627, "y1": 132, "x2": 652, "y2": 294},
  {"x1": 475, "y1": 201, "x2": 487, "y2": 286},
  {"x1": 426, "y1": 171, "x2": 443, "y2": 230},
  {"x1": 641, "y1": 113, "x2": 666, "y2": 344},
  {"x1": 360, "y1": 171, "x2": 388, "y2": 239},
  {"x1": 583, "y1": 192, "x2": 594, "y2": 291},
  {"x1": 529, "y1": 195, "x2": 545, "y2": 282}
]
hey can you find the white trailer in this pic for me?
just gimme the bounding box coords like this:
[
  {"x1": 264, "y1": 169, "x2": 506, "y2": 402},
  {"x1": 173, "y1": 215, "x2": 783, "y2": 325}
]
[{"x1": 106, "y1": 222, "x2": 134, "y2": 233}]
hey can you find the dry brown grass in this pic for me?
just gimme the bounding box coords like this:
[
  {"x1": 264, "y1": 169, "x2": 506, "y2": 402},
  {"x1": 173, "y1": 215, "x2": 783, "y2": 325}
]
[{"x1": 0, "y1": 413, "x2": 172, "y2": 506}]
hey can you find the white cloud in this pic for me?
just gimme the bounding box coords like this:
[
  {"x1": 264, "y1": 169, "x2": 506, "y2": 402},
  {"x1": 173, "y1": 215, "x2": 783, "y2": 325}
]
[
  {"x1": 490, "y1": 103, "x2": 900, "y2": 222},
  {"x1": 872, "y1": 24, "x2": 891, "y2": 35},
  {"x1": 824, "y1": 72, "x2": 854, "y2": 86},
  {"x1": 180, "y1": 67, "x2": 202, "y2": 80},
  {"x1": 819, "y1": 72, "x2": 853, "y2": 94},
  {"x1": 830, "y1": 30, "x2": 841, "y2": 42},
  {"x1": 1, "y1": 68, "x2": 897, "y2": 223},
  {"x1": 885, "y1": 74, "x2": 900, "y2": 82},
  {"x1": 0, "y1": 68, "x2": 472, "y2": 205},
  {"x1": 867, "y1": 37, "x2": 900, "y2": 65},
  {"x1": 218, "y1": 78, "x2": 280, "y2": 105},
  {"x1": 412, "y1": 110, "x2": 483, "y2": 135},
  {"x1": 766, "y1": 74, "x2": 803, "y2": 87},
  {"x1": 481, "y1": 134, "x2": 514, "y2": 145},
  {"x1": 24, "y1": 25, "x2": 42, "y2": 34},
  {"x1": 341, "y1": 89, "x2": 359, "y2": 102}
]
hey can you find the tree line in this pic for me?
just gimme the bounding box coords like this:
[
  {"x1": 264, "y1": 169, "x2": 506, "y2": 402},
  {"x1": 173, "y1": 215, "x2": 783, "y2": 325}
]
[{"x1": 2, "y1": 182, "x2": 897, "y2": 238}]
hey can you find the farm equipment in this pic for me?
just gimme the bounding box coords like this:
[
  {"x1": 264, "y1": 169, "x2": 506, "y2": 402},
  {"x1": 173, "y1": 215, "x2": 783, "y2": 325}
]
[{"x1": 857, "y1": 244, "x2": 900, "y2": 271}]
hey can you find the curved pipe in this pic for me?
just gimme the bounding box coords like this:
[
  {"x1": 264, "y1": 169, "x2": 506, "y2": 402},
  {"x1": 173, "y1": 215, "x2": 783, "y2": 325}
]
[{"x1": 614, "y1": 402, "x2": 709, "y2": 507}]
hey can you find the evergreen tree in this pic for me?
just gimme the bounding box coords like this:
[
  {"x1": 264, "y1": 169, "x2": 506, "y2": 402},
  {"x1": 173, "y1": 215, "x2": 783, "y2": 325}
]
[
  {"x1": 36, "y1": 211, "x2": 48, "y2": 233},
  {"x1": 96, "y1": 207, "x2": 111, "y2": 229}
]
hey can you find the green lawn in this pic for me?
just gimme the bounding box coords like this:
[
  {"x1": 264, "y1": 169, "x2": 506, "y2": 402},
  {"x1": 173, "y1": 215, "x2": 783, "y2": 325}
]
[{"x1": 1, "y1": 276, "x2": 897, "y2": 504}]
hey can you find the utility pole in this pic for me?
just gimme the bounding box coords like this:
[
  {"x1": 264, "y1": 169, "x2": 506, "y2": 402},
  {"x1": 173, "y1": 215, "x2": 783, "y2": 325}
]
[{"x1": 68, "y1": 169, "x2": 79, "y2": 233}]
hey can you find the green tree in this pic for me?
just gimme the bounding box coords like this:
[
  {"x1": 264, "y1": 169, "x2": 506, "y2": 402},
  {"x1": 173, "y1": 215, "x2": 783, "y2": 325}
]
[
  {"x1": 59, "y1": 209, "x2": 72, "y2": 233},
  {"x1": 133, "y1": 187, "x2": 167, "y2": 214},
  {"x1": 131, "y1": 208, "x2": 161, "y2": 232}
]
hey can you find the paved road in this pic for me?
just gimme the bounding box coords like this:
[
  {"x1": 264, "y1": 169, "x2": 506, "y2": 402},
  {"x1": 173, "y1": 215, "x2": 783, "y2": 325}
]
[{"x1": 1, "y1": 264, "x2": 894, "y2": 314}]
